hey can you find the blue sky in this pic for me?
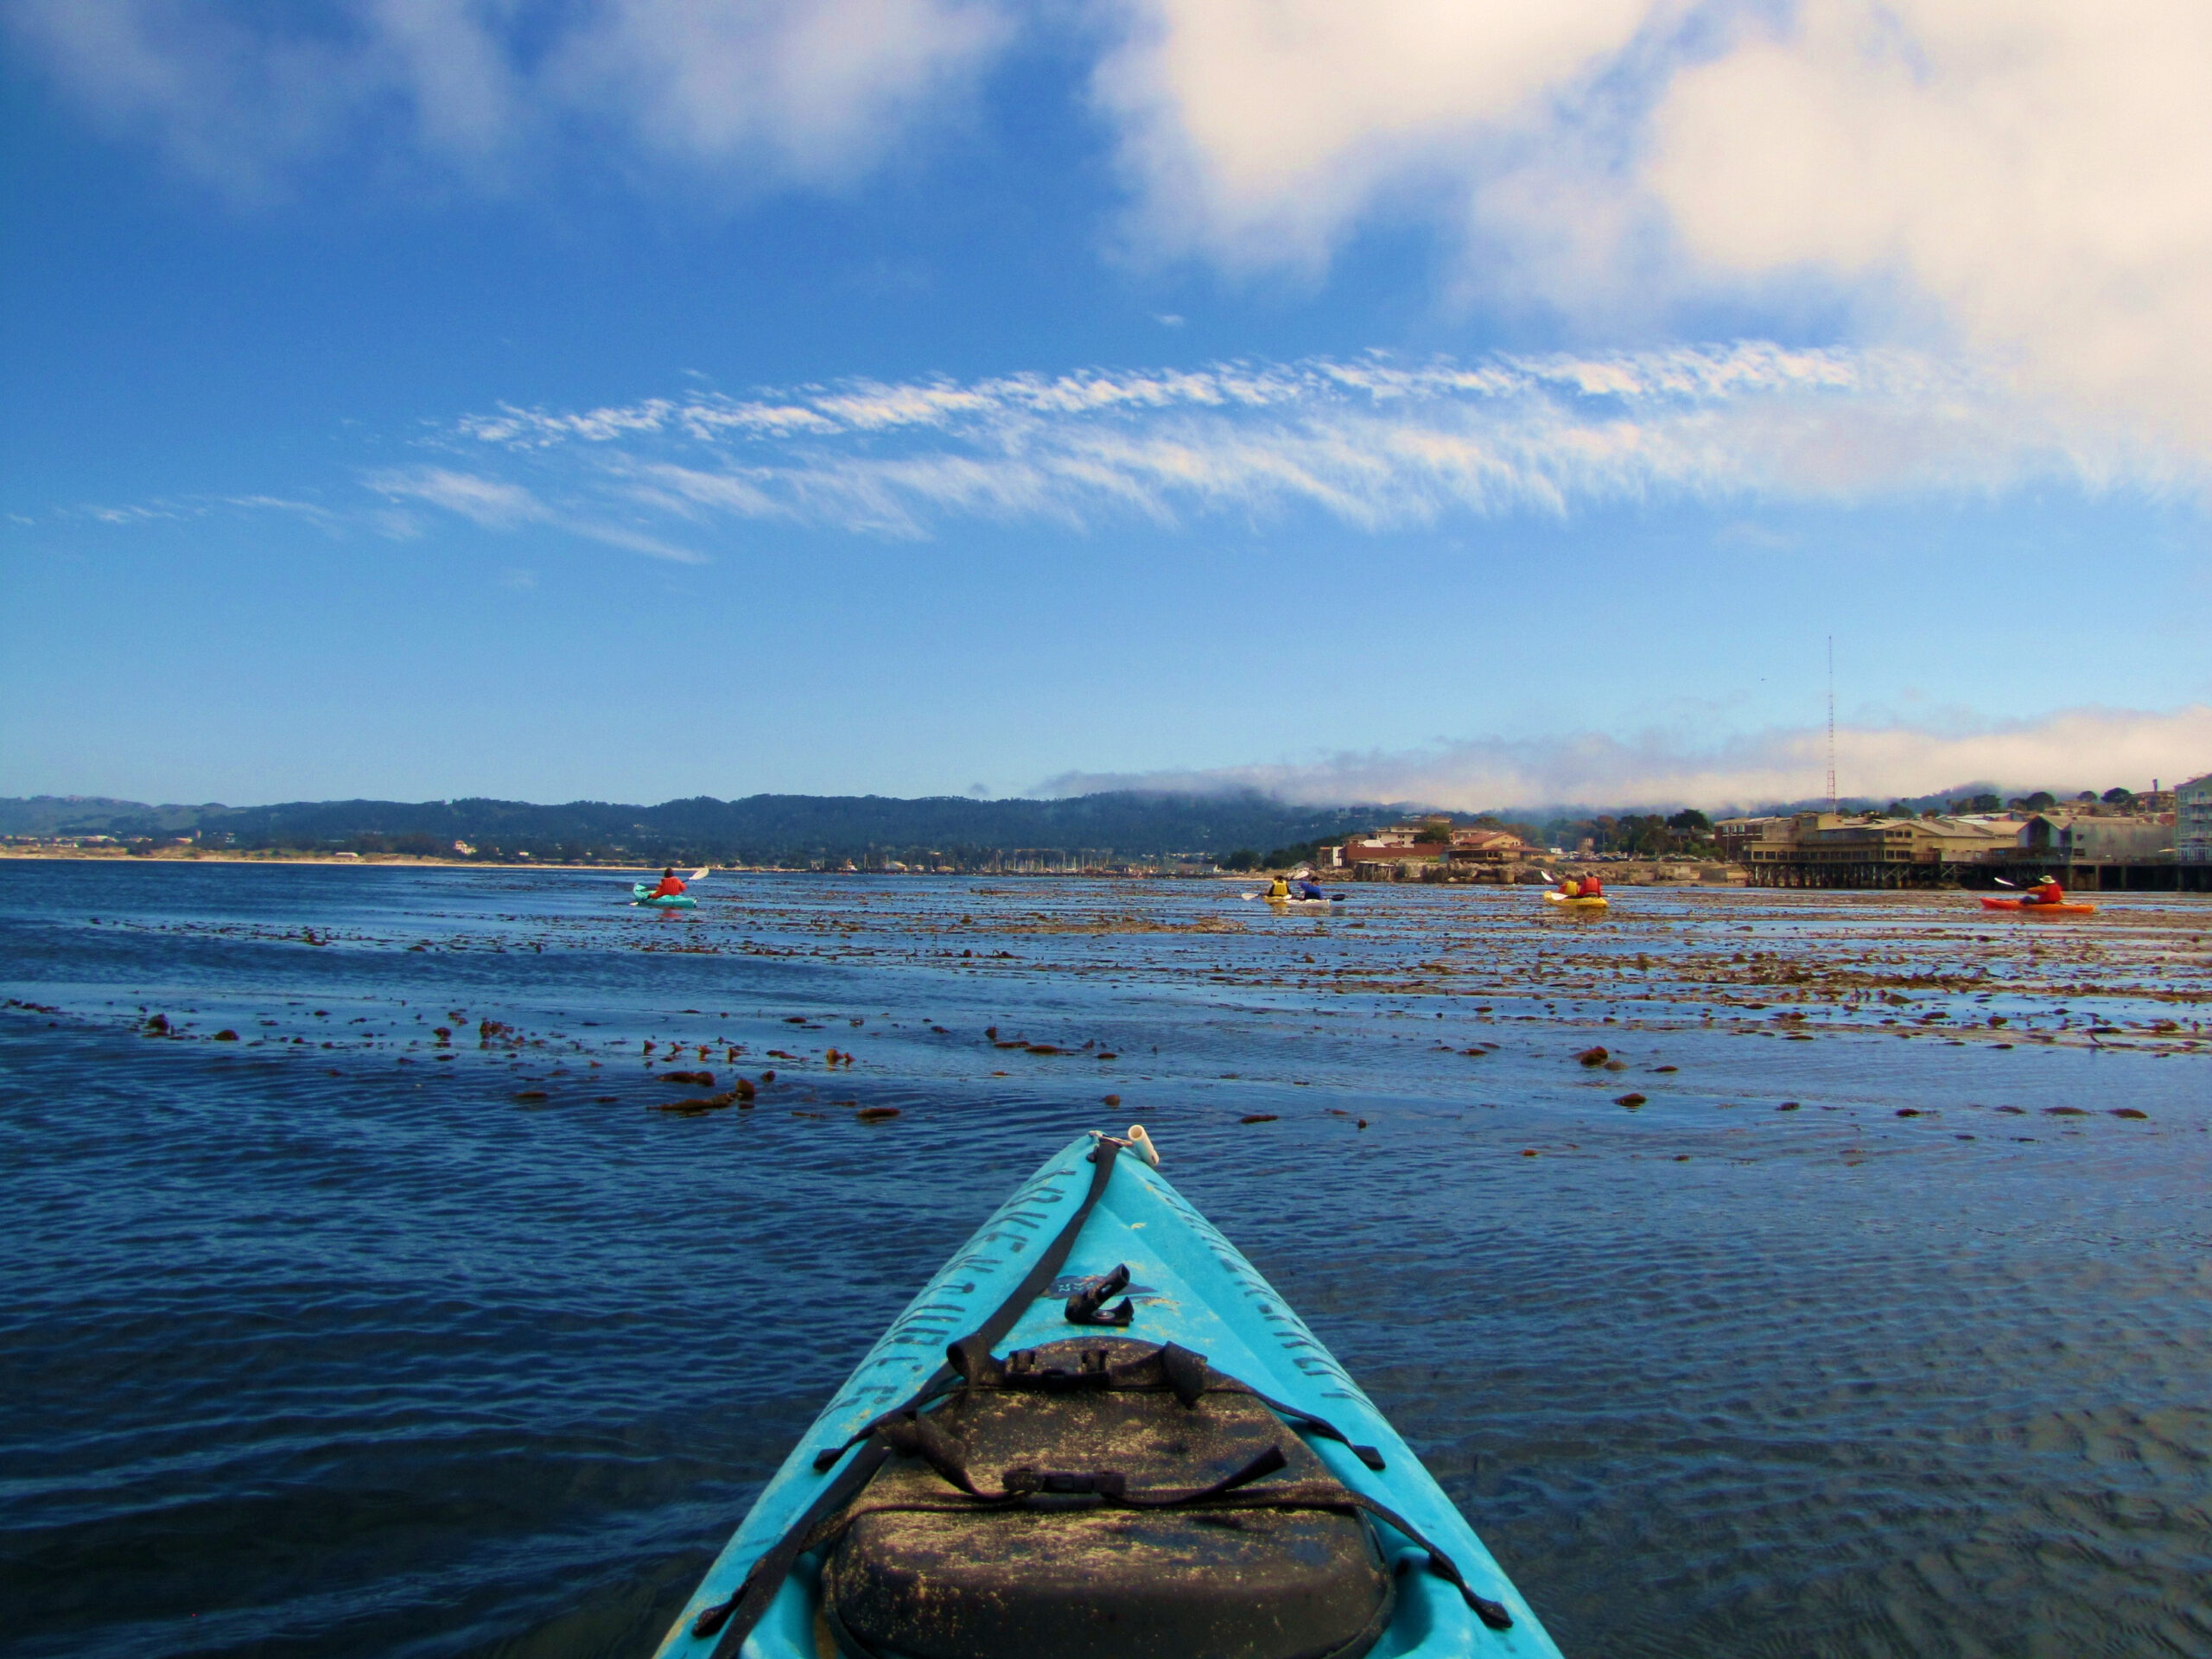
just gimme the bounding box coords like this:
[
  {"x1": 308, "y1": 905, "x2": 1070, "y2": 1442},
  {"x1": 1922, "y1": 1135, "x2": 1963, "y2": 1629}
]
[{"x1": 4, "y1": 2, "x2": 2209, "y2": 810}]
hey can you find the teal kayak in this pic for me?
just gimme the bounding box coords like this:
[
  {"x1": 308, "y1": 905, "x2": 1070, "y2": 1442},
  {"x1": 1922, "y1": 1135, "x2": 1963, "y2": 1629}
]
[
  {"x1": 632, "y1": 884, "x2": 696, "y2": 909},
  {"x1": 655, "y1": 1129, "x2": 1562, "y2": 1659}
]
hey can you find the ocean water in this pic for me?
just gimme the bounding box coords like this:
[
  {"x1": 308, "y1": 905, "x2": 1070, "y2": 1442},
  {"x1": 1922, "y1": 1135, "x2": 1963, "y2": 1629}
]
[{"x1": 3, "y1": 861, "x2": 2208, "y2": 1659}]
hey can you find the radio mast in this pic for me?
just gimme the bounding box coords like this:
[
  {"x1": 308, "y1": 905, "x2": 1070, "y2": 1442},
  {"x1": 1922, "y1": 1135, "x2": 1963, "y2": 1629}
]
[{"x1": 1826, "y1": 636, "x2": 1837, "y2": 814}]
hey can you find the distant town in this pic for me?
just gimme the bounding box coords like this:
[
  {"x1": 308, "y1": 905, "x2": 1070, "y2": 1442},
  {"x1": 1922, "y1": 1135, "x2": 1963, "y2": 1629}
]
[
  {"x1": 1313, "y1": 777, "x2": 2209, "y2": 893},
  {"x1": 5, "y1": 777, "x2": 2208, "y2": 890}
]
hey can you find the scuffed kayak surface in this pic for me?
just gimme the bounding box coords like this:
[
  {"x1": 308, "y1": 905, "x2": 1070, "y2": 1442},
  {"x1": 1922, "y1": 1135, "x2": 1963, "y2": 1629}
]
[{"x1": 656, "y1": 1133, "x2": 1564, "y2": 1659}]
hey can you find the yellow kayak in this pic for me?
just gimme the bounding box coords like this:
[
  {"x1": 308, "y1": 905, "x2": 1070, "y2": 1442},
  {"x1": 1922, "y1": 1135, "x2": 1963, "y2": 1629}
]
[{"x1": 1543, "y1": 892, "x2": 1610, "y2": 910}]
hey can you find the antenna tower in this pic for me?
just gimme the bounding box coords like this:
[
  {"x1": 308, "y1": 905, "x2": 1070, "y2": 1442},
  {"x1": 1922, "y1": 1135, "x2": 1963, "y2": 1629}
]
[{"x1": 1825, "y1": 636, "x2": 1837, "y2": 814}]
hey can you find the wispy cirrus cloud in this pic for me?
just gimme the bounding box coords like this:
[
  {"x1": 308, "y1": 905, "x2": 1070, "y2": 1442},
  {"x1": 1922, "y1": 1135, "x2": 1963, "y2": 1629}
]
[
  {"x1": 45, "y1": 343, "x2": 2203, "y2": 557},
  {"x1": 363, "y1": 467, "x2": 705, "y2": 562},
  {"x1": 1040, "y1": 703, "x2": 2212, "y2": 812},
  {"x1": 419, "y1": 344, "x2": 2193, "y2": 549}
]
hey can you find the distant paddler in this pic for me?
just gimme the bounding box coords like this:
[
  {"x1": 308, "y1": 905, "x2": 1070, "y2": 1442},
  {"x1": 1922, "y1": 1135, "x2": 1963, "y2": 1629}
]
[
  {"x1": 1263, "y1": 874, "x2": 1291, "y2": 900},
  {"x1": 1541, "y1": 869, "x2": 1609, "y2": 909},
  {"x1": 2018, "y1": 874, "x2": 2066, "y2": 906},
  {"x1": 630, "y1": 866, "x2": 708, "y2": 910}
]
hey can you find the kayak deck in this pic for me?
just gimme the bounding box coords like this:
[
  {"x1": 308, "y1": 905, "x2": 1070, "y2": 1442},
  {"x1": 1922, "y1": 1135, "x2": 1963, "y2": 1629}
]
[{"x1": 656, "y1": 1133, "x2": 1560, "y2": 1658}]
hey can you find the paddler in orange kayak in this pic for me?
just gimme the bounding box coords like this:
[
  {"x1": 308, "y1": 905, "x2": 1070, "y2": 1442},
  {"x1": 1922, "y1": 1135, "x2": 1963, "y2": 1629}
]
[
  {"x1": 648, "y1": 867, "x2": 688, "y2": 900},
  {"x1": 2018, "y1": 874, "x2": 2065, "y2": 906}
]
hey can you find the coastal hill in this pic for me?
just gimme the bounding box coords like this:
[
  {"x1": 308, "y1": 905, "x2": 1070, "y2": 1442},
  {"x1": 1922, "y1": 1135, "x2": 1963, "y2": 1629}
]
[
  {"x1": 4, "y1": 783, "x2": 2066, "y2": 868},
  {"x1": 0, "y1": 791, "x2": 1386, "y2": 866}
]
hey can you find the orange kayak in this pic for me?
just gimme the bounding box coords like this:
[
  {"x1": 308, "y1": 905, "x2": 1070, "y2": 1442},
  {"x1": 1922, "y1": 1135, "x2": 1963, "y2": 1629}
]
[{"x1": 1980, "y1": 896, "x2": 2096, "y2": 914}]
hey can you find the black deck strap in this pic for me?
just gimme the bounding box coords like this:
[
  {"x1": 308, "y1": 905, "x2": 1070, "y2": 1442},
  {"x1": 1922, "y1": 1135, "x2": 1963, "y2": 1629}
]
[
  {"x1": 1003, "y1": 1343, "x2": 1118, "y2": 1388},
  {"x1": 1347, "y1": 1494, "x2": 1514, "y2": 1631},
  {"x1": 812, "y1": 1145, "x2": 1124, "y2": 1471},
  {"x1": 874, "y1": 1410, "x2": 988, "y2": 1497},
  {"x1": 1228, "y1": 1382, "x2": 1387, "y2": 1471},
  {"x1": 693, "y1": 1438, "x2": 890, "y2": 1649},
  {"x1": 905, "y1": 1440, "x2": 1289, "y2": 1507},
  {"x1": 946, "y1": 1332, "x2": 1004, "y2": 1386},
  {"x1": 1064, "y1": 1262, "x2": 1134, "y2": 1325},
  {"x1": 967, "y1": 1138, "x2": 1125, "y2": 1355},
  {"x1": 810, "y1": 1373, "x2": 963, "y2": 1472},
  {"x1": 1160, "y1": 1342, "x2": 1208, "y2": 1408},
  {"x1": 709, "y1": 1140, "x2": 1126, "y2": 1655},
  {"x1": 1112, "y1": 1442, "x2": 1287, "y2": 1507}
]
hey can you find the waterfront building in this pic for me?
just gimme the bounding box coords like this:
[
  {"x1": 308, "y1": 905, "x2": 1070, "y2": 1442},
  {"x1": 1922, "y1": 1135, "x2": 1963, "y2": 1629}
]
[
  {"x1": 1714, "y1": 817, "x2": 1790, "y2": 861},
  {"x1": 2017, "y1": 812, "x2": 2175, "y2": 861},
  {"x1": 2179, "y1": 773, "x2": 2212, "y2": 864},
  {"x1": 1332, "y1": 822, "x2": 1532, "y2": 880},
  {"x1": 1736, "y1": 812, "x2": 2025, "y2": 887}
]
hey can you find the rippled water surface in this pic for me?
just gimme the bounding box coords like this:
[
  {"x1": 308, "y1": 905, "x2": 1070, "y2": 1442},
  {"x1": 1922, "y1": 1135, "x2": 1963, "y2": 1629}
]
[{"x1": 4, "y1": 862, "x2": 2209, "y2": 1658}]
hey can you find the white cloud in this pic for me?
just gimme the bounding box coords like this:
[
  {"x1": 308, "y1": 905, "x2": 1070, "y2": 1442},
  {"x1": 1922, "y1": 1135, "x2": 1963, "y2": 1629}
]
[
  {"x1": 53, "y1": 344, "x2": 2201, "y2": 551},
  {"x1": 365, "y1": 465, "x2": 706, "y2": 561},
  {"x1": 1095, "y1": 1, "x2": 1658, "y2": 270},
  {"x1": 1096, "y1": 1, "x2": 2212, "y2": 462},
  {"x1": 3, "y1": 0, "x2": 1009, "y2": 199},
  {"x1": 1040, "y1": 703, "x2": 2212, "y2": 812},
  {"x1": 546, "y1": 0, "x2": 1007, "y2": 181},
  {"x1": 1646, "y1": 3, "x2": 2212, "y2": 456},
  {"x1": 426, "y1": 346, "x2": 2193, "y2": 546}
]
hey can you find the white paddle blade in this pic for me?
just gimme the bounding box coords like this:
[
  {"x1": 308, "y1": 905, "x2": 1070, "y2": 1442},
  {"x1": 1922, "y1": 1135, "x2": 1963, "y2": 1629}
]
[
  {"x1": 688, "y1": 868, "x2": 709, "y2": 881},
  {"x1": 1993, "y1": 877, "x2": 2015, "y2": 887}
]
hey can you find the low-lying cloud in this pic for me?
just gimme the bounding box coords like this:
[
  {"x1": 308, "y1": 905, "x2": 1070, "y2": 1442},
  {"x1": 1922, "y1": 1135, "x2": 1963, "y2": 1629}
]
[{"x1": 1041, "y1": 703, "x2": 2212, "y2": 813}]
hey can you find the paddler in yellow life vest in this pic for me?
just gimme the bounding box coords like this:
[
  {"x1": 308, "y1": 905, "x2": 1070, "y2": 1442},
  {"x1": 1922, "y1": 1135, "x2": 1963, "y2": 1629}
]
[
  {"x1": 1263, "y1": 874, "x2": 1291, "y2": 899},
  {"x1": 2020, "y1": 874, "x2": 2065, "y2": 906}
]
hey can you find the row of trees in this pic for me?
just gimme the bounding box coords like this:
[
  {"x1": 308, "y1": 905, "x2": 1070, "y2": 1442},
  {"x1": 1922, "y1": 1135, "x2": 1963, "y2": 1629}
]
[
  {"x1": 1882, "y1": 787, "x2": 2147, "y2": 819},
  {"x1": 1541, "y1": 810, "x2": 1715, "y2": 858}
]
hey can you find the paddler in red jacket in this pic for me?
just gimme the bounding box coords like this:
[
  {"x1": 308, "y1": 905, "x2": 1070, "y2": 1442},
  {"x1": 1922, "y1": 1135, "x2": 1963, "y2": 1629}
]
[
  {"x1": 649, "y1": 868, "x2": 688, "y2": 899},
  {"x1": 2019, "y1": 874, "x2": 2063, "y2": 906}
]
